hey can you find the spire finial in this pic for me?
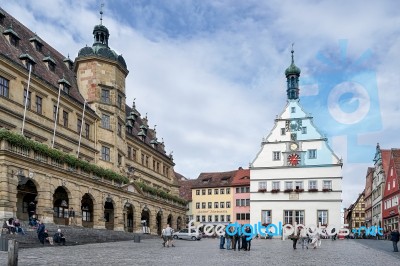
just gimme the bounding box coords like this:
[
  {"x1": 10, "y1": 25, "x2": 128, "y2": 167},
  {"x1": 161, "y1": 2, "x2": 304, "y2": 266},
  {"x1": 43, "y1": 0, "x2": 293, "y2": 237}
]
[
  {"x1": 100, "y1": 3, "x2": 104, "y2": 25},
  {"x1": 291, "y1": 43, "x2": 295, "y2": 64}
]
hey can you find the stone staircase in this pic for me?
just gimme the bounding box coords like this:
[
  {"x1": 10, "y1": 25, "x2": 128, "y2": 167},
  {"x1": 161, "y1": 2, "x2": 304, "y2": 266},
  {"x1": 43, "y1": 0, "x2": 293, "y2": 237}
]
[{"x1": 1, "y1": 222, "x2": 157, "y2": 249}]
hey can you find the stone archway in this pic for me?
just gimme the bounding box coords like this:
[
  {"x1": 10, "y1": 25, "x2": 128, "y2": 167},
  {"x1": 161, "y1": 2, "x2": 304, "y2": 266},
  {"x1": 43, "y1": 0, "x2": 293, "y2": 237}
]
[
  {"x1": 81, "y1": 193, "x2": 94, "y2": 228},
  {"x1": 141, "y1": 207, "x2": 150, "y2": 234},
  {"x1": 53, "y1": 186, "x2": 70, "y2": 225},
  {"x1": 177, "y1": 216, "x2": 182, "y2": 230},
  {"x1": 16, "y1": 179, "x2": 38, "y2": 221},
  {"x1": 167, "y1": 214, "x2": 173, "y2": 228},
  {"x1": 124, "y1": 202, "x2": 134, "y2": 232},
  {"x1": 156, "y1": 211, "x2": 163, "y2": 235},
  {"x1": 104, "y1": 197, "x2": 114, "y2": 230}
]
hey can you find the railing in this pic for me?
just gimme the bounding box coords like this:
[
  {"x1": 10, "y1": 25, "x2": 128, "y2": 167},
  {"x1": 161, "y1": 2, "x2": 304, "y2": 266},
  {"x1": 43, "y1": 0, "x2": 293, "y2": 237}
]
[
  {"x1": 34, "y1": 151, "x2": 48, "y2": 163},
  {"x1": 8, "y1": 144, "x2": 30, "y2": 157}
]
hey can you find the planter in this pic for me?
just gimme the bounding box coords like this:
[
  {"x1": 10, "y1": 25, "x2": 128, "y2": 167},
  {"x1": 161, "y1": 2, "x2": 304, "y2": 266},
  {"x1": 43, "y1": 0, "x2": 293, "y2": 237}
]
[
  {"x1": 322, "y1": 188, "x2": 332, "y2": 192},
  {"x1": 258, "y1": 189, "x2": 267, "y2": 193},
  {"x1": 271, "y1": 189, "x2": 280, "y2": 193},
  {"x1": 295, "y1": 189, "x2": 304, "y2": 192},
  {"x1": 284, "y1": 189, "x2": 293, "y2": 193},
  {"x1": 308, "y1": 189, "x2": 318, "y2": 192}
]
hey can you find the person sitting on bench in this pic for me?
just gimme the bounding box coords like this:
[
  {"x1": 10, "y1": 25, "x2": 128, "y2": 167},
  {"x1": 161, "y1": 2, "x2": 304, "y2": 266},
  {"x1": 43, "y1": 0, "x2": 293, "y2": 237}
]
[{"x1": 53, "y1": 229, "x2": 66, "y2": 245}]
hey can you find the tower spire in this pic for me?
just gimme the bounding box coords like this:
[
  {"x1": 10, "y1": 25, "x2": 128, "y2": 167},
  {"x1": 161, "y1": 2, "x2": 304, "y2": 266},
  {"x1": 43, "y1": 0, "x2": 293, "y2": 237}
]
[
  {"x1": 100, "y1": 3, "x2": 104, "y2": 25},
  {"x1": 285, "y1": 44, "x2": 301, "y2": 100}
]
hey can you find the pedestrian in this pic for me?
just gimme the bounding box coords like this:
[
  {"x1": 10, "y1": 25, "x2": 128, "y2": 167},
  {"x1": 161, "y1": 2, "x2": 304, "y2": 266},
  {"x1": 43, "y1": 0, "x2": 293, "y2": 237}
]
[
  {"x1": 300, "y1": 228, "x2": 308, "y2": 249},
  {"x1": 225, "y1": 229, "x2": 232, "y2": 250},
  {"x1": 311, "y1": 233, "x2": 321, "y2": 249},
  {"x1": 164, "y1": 224, "x2": 173, "y2": 247},
  {"x1": 390, "y1": 228, "x2": 399, "y2": 252},
  {"x1": 36, "y1": 220, "x2": 45, "y2": 245},
  {"x1": 44, "y1": 229, "x2": 54, "y2": 245},
  {"x1": 161, "y1": 227, "x2": 167, "y2": 247},
  {"x1": 53, "y1": 228, "x2": 66, "y2": 245},
  {"x1": 14, "y1": 218, "x2": 26, "y2": 235},
  {"x1": 68, "y1": 207, "x2": 76, "y2": 226},
  {"x1": 245, "y1": 226, "x2": 252, "y2": 251},
  {"x1": 233, "y1": 229, "x2": 241, "y2": 251},
  {"x1": 219, "y1": 232, "x2": 226, "y2": 249}
]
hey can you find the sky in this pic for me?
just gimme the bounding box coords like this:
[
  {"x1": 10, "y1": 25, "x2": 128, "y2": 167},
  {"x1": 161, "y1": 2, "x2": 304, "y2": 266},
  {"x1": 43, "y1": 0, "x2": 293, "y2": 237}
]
[{"x1": 2, "y1": 0, "x2": 400, "y2": 209}]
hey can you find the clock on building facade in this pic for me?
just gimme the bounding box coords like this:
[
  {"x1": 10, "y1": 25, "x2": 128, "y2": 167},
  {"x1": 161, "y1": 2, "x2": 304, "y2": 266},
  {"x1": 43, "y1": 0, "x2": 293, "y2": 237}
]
[{"x1": 287, "y1": 153, "x2": 300, "y2": 166}]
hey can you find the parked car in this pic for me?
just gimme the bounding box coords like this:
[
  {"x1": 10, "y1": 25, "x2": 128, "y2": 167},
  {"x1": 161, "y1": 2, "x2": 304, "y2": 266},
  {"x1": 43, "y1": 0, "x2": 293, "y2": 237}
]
[{"x1": 173, "y1": 228, "x2": 202, "y2": 240}]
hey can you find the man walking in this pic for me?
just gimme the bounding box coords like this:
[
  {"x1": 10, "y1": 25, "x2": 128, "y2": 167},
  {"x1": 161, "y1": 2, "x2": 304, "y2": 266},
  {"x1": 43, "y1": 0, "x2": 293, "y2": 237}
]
[
  {"x1": 68, "y1": 207, "x2": 76, "y2": 226},
  {"x1": 390, "y1": 228, "x2": 399, "y2": 252},
  {"x1": 164, "y1": 224, "x2": 173, "y2": 247}
]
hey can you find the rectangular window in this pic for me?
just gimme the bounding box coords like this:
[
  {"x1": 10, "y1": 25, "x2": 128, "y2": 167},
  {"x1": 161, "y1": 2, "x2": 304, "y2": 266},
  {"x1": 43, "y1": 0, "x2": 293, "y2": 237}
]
[
  {"x1": 196, "y1": 216, "x2": 200, "y2": 222},
  {"x1": 196, "y1": 190, "x2": 200, "y2": 195},
  {"x1": 208, "y1": 189, "x2": 212, "y2": 195},
  {"x1": 226, "y1": 188, "x2": 230, "y2": 194},
  {"x1": 220, "y1": 202, "x2": 224, "y2": 208},
  {"x1": 236, "y1": 187, "x2": 240, "y2": 193},
  {"x1": 227, "y1": 215, "x2": 231, "y2": 222},
  {"x1": 202, "y1": 216, "x2": 206, "y2": 222},
  {"x1": 240, "y1": 199, "x2": 245, "y2": 206},
  {"x1": 117, "y1": 94, "x2": 122, "y2": 108},
  {"x1": 309, "y1": 180, "x2": 317, "y2": 190},
  {"x1": 284, "y1": 210, "x2": 304, "y2": 225},
  {"x1": 214, "y1": 189, "x2": 219, "y2": 195},
  {"x1": 220, "y1": 188, "x2": 224, "y2": 194},
  {"x1": 246, "y1": 199, "x2": 250, "y2": 206},
  {"x1": 221, "y1": 215, "x2": 225, "y2": 222},
  {"x1": 301, "y1": 127, "x2": 307, "y2": 134},
  {"x1": 63, "y1": 111, "x2": 68, "y2": 127},
  {"x1": 0, "y1": 76, "x2": 9, "y2": 97},
  {"x1": 23, "y1": 89, "x2": 31, "y2": 109},
  {"x1": 323, "y1": 180, "x2": 332, "y2": 190},
  {"x1": 273, "y1": 151, "x2": 281, "y2": 161},
  {"x1": 208, "y1": 202, "x2": 212, "y2": 209},
  {"x1": 117, "y1": 153, "x2": 122, "y2": 165},
  {"x1": 261, "y1": 210, "x2": 272, "y2": 224},
  {"x1": 295, "y1": 181, "x2": 303, "y2": 190},
  {"x1": 272, "y1": 181, "x2": 280, "y2": 190},
  {"x1": 291, "y1": 107, "x2": 296, "y2": 113},
  {"x1": 281, "y1": 128, "x2": 286, "y2": 135},
  {"x1": 236, "y1": 199, "x2": 240, "y2": 207},
  {"x1": 285, "y1": 181, "x2": 293, "y2": 190},
  {"x1": 101, "y1": 146, "x2": 110, "y2": 161},
  {"x1": 53, "y1": 105, "x2": 59, "y2": 123},
  {"x1": 10, "y1": 36, "x2": 18, "y2": 47},
  {"x1": 84, "y1": 123, "x2": 90, "y2": 138},
  {"x1": 101, "y1": 89, "x2": 110, "y2": 103},
  {"x1": 236, "y1": 213, "x2": 241, "y2": 220},
  {"x1": 35, "y1": 95, "x2": 42, "y2": 114},
  {"x1": 127, "y1": 146, "x2": 132, "y2": 160},
  {"x1": 226, "y1": 201, "x2": 231, "y2": 208},
  {"x1": 202, "y1": 202, "x2": 206, "y2": 209},
  {"x1": 308, "y1": 149, "x2": 317, "y2": 159},
  {"x1": 317, "y1": 210, "x2": 328, "y2": 225},
  {"x1": 77, "y1": 119, "x2": 82, "y2": 134},
  {"x1": 196, "y1": 203, "x2": 200, "y2": 209},
  {"x1": 214, "y1": 202, "x2": 219, "y2": 208},
  {"x1": 215, "y1": 215, "x2": 219, "y2": 222},
  {"x1": 291, "y1": 133, "x2": 297, "y2": 141},
  {"x1": 49, "y1": 62, "x2": 56, "y2": 72},
  {"x1": 202, "y1": 189, "x2": 206, "y2": 195},
  {"x1": 208, "y1": 215, "x2": 212, "y2": 222},
  {"x1": 101, "y1": 114, "x2": 110, "y2": 129},
  {"x1": 258, "y1": 182, "x2": 267, "y2": 190},
  {"x1": 117, "y1": 123, "x2": 122, "y2": 137}
]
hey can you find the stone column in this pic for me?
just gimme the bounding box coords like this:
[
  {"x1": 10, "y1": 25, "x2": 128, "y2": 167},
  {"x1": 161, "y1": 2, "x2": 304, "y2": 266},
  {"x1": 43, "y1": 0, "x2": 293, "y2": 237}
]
[
  {"x1": 113, "y1": 198, "x2": 124, "y2": 231},
  {"x1": 93, "y1": 194, "x2": 105, "y2": 229},
  {"x1": 133, "y1": 202, "x2": 142, "y2": 233}
]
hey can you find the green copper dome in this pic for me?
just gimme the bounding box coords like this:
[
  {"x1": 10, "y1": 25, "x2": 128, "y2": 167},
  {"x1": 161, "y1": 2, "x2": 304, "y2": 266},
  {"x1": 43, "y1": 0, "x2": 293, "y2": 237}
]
[{"x1": 285, "y1": 50, "x2": 301, "y2": 77}]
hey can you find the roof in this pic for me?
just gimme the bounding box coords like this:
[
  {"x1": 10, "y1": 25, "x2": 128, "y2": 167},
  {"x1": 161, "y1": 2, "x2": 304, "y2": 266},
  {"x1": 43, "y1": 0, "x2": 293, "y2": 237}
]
[
  {"x1": 177, "y1": 177, "x2": 197, "y2": 201},
  {"x1": 391, "y1": 149, "x2": 400, "y2": 179},
  {"x1": 192, "y1": 170, "x2": 237, "y2": 189},
  {"x1": 0, "y1": 8, "x2": 93, "y2": 114},
  {"x1": 381, "y1": 149, "x2": 391, "y2": 177},
  {"x1": 231, "y1": 168, "x2": 250, "y2": 186}
]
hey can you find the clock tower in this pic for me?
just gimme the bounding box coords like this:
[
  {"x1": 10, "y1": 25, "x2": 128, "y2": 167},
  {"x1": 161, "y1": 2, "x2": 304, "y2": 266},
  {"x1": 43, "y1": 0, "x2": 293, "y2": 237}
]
[{"x1": 249, "y1": 49, "x2": 343, "y2": 233}]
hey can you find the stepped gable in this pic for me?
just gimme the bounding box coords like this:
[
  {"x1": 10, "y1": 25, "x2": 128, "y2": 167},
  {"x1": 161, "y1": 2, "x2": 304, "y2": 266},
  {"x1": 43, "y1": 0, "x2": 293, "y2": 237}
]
[
  {"x1": 193, "y1": 170, "x2": 237, "y2": 188},
  {"x1": 231, "y1": 167, "x2": 250, "y2": 187},
  {"x1": 391, "y1": 149, "x2": 400, "y2": 177},
  {"x1": 381, "y1": 149, "x2": 391, "y2": 177},
  {"x1": 0, "y1": 8, "x2": 93, "y2": 113}
]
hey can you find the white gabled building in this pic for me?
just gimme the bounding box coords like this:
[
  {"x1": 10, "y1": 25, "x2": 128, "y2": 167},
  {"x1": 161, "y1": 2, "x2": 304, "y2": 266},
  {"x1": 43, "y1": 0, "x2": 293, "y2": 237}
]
[{"x1": 250, "y1": 50, "x2": 343, "y2": 232}]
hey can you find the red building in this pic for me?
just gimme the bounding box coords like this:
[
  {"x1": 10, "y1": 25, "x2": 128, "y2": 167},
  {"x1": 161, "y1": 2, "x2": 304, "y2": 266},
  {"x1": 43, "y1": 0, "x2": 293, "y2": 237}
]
[
  {"x1": 231, "y1": 167, "x2": 250, "y2": 224},
  {"x1": 382, "y1": 149, "x2": 400, "y2": 232}
]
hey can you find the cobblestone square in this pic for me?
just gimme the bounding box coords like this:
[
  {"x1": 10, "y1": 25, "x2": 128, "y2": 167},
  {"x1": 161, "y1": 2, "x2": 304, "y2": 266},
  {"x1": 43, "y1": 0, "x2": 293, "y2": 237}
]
[{"x1": 1, "y1": 238, "x2": 399, "y2": 266}]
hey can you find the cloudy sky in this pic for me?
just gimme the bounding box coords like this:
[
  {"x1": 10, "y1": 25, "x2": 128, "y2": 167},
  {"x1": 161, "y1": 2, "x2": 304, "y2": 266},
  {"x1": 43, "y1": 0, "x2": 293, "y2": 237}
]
[{"x1": 2, "y1": 0, "x2": 399, "y2": 208}]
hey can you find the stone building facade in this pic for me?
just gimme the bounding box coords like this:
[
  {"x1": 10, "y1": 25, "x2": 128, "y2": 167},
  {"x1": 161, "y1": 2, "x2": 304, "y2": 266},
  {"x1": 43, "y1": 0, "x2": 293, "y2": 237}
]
[{"x1": 0, "y1": 7, "x2": 186, "y2": 234}]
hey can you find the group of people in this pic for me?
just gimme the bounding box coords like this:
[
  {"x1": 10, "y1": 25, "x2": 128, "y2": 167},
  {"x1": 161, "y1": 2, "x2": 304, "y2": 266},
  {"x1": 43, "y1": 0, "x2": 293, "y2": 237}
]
[
  {"x1": 36, "y1": 220, "x2": 66, "y2": 246},
  {"x1": 219, "y1": 226, "x2": 252, "y2": 251},
  {"x1": 161, "y1": 224, "x2": 175, "y2": 247},
  {"x1": 290, "y1": 229, "x2": 322, "y2": 250},
  {"x1": 2, "y1": 217, "x2": 26, "y2": 235}
]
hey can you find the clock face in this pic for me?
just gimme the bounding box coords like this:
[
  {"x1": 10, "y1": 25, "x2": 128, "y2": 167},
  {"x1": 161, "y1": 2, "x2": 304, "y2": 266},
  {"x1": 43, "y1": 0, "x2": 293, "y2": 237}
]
[
  {"x1": 290, "y1": 143, "x2": 298, "y2": 151},
  {"x1": 288, "y1": 153, "x2": 300, "y2": 166}
]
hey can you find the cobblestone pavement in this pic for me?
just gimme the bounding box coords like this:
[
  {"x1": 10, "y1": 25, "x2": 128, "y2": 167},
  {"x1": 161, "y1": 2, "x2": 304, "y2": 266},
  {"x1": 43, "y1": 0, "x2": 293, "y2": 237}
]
[{"x1": 0, "y1": 238, "x2": 399, "y2": 266}]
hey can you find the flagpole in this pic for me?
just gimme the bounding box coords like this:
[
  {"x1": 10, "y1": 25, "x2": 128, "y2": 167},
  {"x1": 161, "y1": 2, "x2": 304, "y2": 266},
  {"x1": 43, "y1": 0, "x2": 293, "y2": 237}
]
[
  {"x1": 51, "y1": 84, "x2": 62, "y2": 148},
  {"x1": 21, "y1": 64, "x2": 32, "y2": 136},
  {"x1": 77, "y1": 99, "x2": 87, "y2": 158}
]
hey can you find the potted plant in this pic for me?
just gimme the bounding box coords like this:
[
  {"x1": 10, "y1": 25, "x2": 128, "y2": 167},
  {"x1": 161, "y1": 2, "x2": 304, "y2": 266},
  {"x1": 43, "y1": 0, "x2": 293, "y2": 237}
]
[
  {"x1": 271, "y1": 189, "x2": 280, "y2": 193},
  {"x1": 308, "y1": 188, "x2": 318, "y2": 192},
  {"x1": 284, "y1": 189, "x2": 293, "y2": 193},
  {"x1": 322, "y1": 188, "x2": 332, "y2": 192},
  {"x1": 258, "y1": 188, "x2": 267, "y2": 193},
  {"x1": 295, "y1": 188, "x2": 304, "y2": 192}
]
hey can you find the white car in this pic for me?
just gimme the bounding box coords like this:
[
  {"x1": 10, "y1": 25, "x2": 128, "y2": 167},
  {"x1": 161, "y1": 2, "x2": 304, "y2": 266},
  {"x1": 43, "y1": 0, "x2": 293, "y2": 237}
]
[{"x1": 172, "y1": 228, "x2": 202, "y2": 240}]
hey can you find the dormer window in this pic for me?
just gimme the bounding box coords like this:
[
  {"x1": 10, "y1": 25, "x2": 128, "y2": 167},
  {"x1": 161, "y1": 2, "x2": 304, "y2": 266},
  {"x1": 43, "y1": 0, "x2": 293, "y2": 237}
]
[
  {"x1": 63, "y1": 56, "x2": 74, "y2": 70},
  {"x1": 29, "y1": 35, "x2": 43, "y2": 53},
  {"x1": 43, "y1": 55, "x2": 56, "y2": 72},
  {"x1": 58, "y1": 77, "x2": 71, "y2": 95},
  {"x1": 19, "y1": 53, "x2": 36, "y2": 72},
  {"x1": 0, "y1": 10, "x2": 5, "y2": 25},
  {"x1": 3, "y1": 27, "x2": 20, "y2": 47}
]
